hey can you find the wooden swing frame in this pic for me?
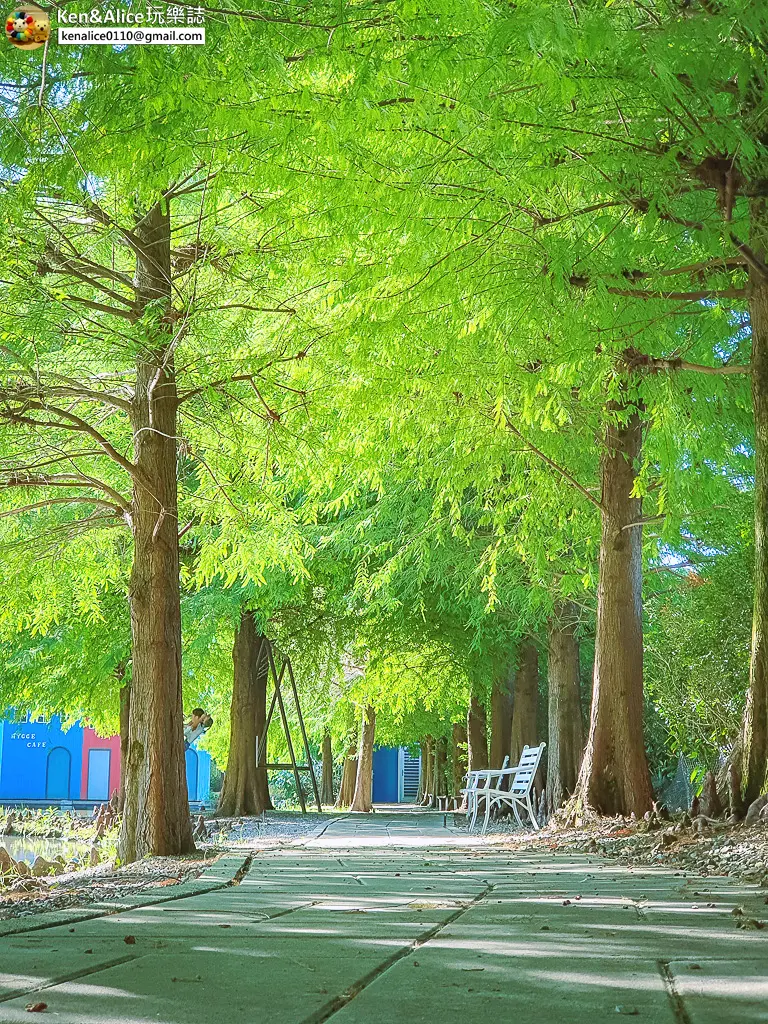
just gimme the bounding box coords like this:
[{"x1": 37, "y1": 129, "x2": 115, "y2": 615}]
[{"x1": 255, "y1": 639, "x2": 322, "y2": 813}]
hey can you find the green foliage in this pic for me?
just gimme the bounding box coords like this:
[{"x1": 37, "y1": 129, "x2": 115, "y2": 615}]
[{"x1": 0, "y1": 0, "x2": 765, "y2": 779}]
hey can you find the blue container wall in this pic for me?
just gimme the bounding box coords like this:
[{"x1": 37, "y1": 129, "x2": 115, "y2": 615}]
[
  {"x1": 184, "y1": 748, "x2": 212, "y2": 803},
  {"x1": 0, "y1": 715, "x2": 83, "y2": 801},
  {"x1": 372, "y1": 747, "x2": 399, "y2": 803},
  {"x1": 197, "y1": 750, "x2": 211, "y2": 803},
  {"x1": 0, "y1": 715, "x2": 211, "y2": 804}
]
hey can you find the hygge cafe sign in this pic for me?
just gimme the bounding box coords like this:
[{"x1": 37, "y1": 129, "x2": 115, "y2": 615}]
[{"x1": 10, "y1": 730, "x2": 47, "y2": 748}]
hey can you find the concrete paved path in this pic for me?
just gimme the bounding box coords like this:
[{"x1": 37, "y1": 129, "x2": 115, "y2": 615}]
[{"x1": 0, "y1": 811, "x2": 766, "y2": 1022}]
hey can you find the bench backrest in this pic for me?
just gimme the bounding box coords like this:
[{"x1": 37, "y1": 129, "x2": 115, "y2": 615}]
[
  {"x1": 464, "y1": 753, "x2": 509, "y2": 791},
  {"x1": 509, "y1": 743, "x2": 546, "y2": 795}
]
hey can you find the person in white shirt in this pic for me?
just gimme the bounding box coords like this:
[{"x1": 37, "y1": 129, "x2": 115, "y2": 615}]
[{"x1": 184, "y1": 708, "x2": 213, "y2": 749}]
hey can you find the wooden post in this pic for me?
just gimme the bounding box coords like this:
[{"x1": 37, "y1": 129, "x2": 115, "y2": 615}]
[
  {"x1": 286, "y1": 658, "x2": 322, "y2": 812},
  {"x1": 267, "y1": 644, "x2": 306, "y2": 813}
]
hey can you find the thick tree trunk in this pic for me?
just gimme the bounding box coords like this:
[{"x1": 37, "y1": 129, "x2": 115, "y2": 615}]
[
  {"x1": 546, "y1": 607, "x2": 584, "y2": 814},
  {"x1": 416, "y1": 739, "x2": 428, "y2": 803},
  {"x1": 216, "y1": 611, "x2": 272, "y2": 818},
  {"x1": 434, "y1": 735, "x2": 449, "y2": 798},
  {"x1": 744, "y1": 200, "x2": 768, "y2": 803},
  {"x1": 350, "y1": 705, "x2": 376, "y2": 812},
  {"x1": 467, "y1": 696, "x2": 488, "y2": 772},
  {"x1": 335, "y1": 741, "x2": 357, "y2": 808},
  {"x1": 510, "y1": 642, "x2": 539, "y2": 764},
  {"x1": 573, "y1": 408, "x2": 653, "y2": 817},
  {"x1": 452, "y1": 722, "x2": 468, "y2": 797},
  {"x1": 321, "y1": 731, "x2": 335, "y2": 806},
  {"x1": 253, "y1": 632, "x2": 273, "y2": 813},
  {"x1": 490, "y1": 664, "x2": 514, "y2": 768},
  {"x1": 420, "y1": 735, "x2": 435, "y2": 805},
  {"x1": 118, "y1": 682, "x2": 131, "y2": 813},
  {"x1": 119, "y1": 201, "x2": 194, "y2": 863}
]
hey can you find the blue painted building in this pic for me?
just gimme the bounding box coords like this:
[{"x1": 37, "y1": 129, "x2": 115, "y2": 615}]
[
  {"x1": 0, "y1": 714, "x2": 211, "y2": 807},
  {"x1": 0, "y1": 716, "x2": 84, "y2": 802},
  {"x1": 372, "y1": 746, "x2": 421, "y2": 804}
]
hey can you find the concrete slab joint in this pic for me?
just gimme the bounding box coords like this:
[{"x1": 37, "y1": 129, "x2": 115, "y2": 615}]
[{"x1": 0, "y1": 813, "x2": 764, "y2": 1022}]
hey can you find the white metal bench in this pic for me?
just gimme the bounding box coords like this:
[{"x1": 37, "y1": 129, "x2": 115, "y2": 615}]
[
  {"x1": 478, "y1": 743, "x2": 546, "y2": 835},
  {"x1": 461, "y1": 756, "x2": 509, "y2": 831}
]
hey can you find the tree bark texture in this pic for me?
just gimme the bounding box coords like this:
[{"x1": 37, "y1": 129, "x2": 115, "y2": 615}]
[
  {"x1": 744, "y1": 198, "x2": 768, "y2": 803},
  {"x1": 216, "y1": 610, "x2": 272, "y2": 818},
  {"x1": 335, "y1": 741, "x2": 357, "y2": 808},
  {"x1": 434, "y1": 735, "x2": 449, "y2": 798},
  {"x1": 467, "y1": 697, "x2": 488, "y2": 772},
  {"x1": 417, "y1": 740, "x2": 427, "y2": 803},
  {"x1": 546, "y1": 608, "x2": 584, "y2": 813},
  {"x1": 321, "y1": 731, "x2": 335, "y2": 806},
  {"x1": 118, "y1": 682, "x2": 131, "y2": 813},
  {"x1": 420, "y1": 735, "x2": 435, "y2": 805},
  {"x1": 489, "y1": 665, "x2": 514, "y2": 768},
  {"x1": 510, "y1": 642, "x2": 540, "y2": 765},
  {"x1": 452, "y1": 722, "x2": 468, "y2": 797},
  {"x1": 119, "y1": 201, "x2": 195, "y2": 863},
  {"x1": 574, "y1": 408, "x2": 654, "y2": 817},
  {"x1": 350, "y1": 705, "x2": 376, "y2": 812}
]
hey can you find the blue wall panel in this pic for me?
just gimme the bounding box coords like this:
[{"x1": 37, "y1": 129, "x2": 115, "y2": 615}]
[
  {"x1": 196, "y1": 750, "x2": 211, "y2": 803},
  {"x1": 185, "y1": 748, "x2": 198, "y2": 800},
  {"x1": 0, "y1": 715, "x2": 212, "y2": 805},
  {"x1": 0, "y1": 716, "x2": 83, "y2": 801},
  {"x1": 372, "y1": 746, "x2": 399, "y2": 803}
]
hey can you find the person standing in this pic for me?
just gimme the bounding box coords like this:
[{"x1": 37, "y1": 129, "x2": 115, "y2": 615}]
[{"x1": 184, "y1": 708, "x2": 213, "y2": 749}]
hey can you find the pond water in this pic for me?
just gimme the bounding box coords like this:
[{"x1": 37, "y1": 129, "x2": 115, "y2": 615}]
[{"x1": 0, "y1": 834, "x2": 86, "y2": 867}]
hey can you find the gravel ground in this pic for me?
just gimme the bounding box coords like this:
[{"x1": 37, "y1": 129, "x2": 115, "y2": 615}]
[
  {"x1": 213, "y1": 810, "x2": 343, "y2": 849},
  {"x1": 458, "y1": 813, "x2": 768, "y2": 885},
  {"x1": 9, "y1": 807, "x2": 766, "y2": 921},
  {"x1": 0, "y1": 811, "x2": 341, "y2": 921},
  {"x1": 0, "y1": 852, "x2": 218, "y2": 921}
]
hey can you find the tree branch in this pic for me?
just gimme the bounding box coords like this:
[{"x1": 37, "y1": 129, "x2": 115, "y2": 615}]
[
  {"x1": 38, "y1": 245, "x2": 136, "y2": 308},
  {"x1": 1, "y1": 380, "x2": 132, "y2": 414},
  {"x1": 44, "y1": 383, "x2": 133, "y2": 413},
  {"x1": 730, "y1": 233, "x2": 768, "y2": 281},
  {"x1": 207, "y1": 303, "x2": 297, "y2": 315},
  {"x1": 621, "y1": 256, "x2": 747, "y2": 280},
  {"x1": 2, "y1": 473, "x2": 130, "y2": 511},
  {"x1": 177, "y1": 352, "x2": 310, "y2": 404},
  {"x1": 52, "y1": 292, "x2": 136, "y2": 320},
  {"x1": 621, "y1": 514, "x2": 665, "y2": 530},
  {"x1": 0, "y1": 495, "x2": 124, "y2": 519},
  {"x1": 501, "y1": 412, "x2": 604, "y2": 512},
  {"x1": 0, "y1": 401, "x2": 139, "y2": 480},
  {"x1": 605, "y1": 286, "x2": 746, "y2": 301},
  {"x1": 620, "y1": 348, "x2": 751, "y2": 375}
]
